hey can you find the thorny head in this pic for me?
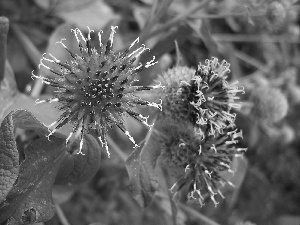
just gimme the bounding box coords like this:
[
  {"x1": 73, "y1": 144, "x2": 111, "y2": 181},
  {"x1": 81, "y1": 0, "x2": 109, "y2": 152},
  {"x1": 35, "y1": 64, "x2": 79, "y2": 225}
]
[
  {"x1": 160, "y1": 122, "x2": 247, "y2": 207},
  {"x1": 154, "y1": 58, "x2": 244, "y2": 138},
  {"x1": 33, "y1": 26, "x2": 163, "y2": 156}
]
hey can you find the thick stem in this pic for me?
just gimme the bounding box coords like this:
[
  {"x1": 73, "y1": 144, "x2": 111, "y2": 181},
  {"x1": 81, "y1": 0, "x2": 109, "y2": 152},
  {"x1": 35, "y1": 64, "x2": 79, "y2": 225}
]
[{"x1": 0, "y1": 17, "x2": 9, "y2": 86}]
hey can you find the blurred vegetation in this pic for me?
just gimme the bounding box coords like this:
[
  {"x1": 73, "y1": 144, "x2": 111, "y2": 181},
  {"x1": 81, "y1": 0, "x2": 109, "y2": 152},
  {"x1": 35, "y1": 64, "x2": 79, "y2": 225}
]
[{"x1": 0, "y1": 0, "x2": 300, "y2": 224}]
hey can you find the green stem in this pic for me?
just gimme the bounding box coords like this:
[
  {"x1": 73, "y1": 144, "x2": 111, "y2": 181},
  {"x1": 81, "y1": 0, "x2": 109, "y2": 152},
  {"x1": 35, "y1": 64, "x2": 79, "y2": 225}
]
[
  {"x1": 178, "y1": 203, "x2": 221, "y2": 225},
  {"x1": 107, "y1": 135, "x2": 128, "y2": 162},
  {"x1": 0, "y1": 17, "x2": 9, "y2": 86},
  {"x1": 148, "y1": 0, "x2": 210, "y2": 39},
  {"x1": 55, "y1": 203, "x2": 70, "y2": 225}
]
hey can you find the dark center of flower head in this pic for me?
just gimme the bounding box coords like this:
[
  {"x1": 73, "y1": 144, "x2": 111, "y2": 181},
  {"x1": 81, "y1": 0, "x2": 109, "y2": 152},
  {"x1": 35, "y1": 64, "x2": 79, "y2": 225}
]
[
  {"x1": 178, "y1": 57, "x2": 245, "y2": 137},
  {"x1": 33, "y1": 26, "x2": 163, "y2": 156}
]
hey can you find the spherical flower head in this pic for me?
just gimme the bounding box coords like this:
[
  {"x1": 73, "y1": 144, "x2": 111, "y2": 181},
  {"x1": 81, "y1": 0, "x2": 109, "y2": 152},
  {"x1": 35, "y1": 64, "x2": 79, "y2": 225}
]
[
  {"x1": 251, "y1": 86, "x2": 288, "y2": 123},
  {"x1": 154, "y1": 57, "x2": 244, "y2": 138},
  {"x1": 160, "y1": 122, "x2": 246, "y2": 207},
  {"x1": 153, "y1": 66, "x2": 196, "y2": 121},
  {"x1": 33, "y1": 26, "x2": 162, "y2": 156}
]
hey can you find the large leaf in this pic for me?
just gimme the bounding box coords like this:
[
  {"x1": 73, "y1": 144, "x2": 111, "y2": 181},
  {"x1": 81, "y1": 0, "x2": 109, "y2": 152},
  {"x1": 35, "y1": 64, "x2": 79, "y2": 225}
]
[
  {"x1": 0, "y1": 111, "x2": 19, "y2": 204},
  {"x1": 0, "y1": 110, "x2": 101, "y2": 224},
  {"x1": 0, "y1": 136, "x2": 66, "y2": 224},
  {"x1": 54, "y1": 133, "x2": 102, "y2": 185},
  {"x1": 125, "y1": 118, "x2": 162, "y2": 208}
]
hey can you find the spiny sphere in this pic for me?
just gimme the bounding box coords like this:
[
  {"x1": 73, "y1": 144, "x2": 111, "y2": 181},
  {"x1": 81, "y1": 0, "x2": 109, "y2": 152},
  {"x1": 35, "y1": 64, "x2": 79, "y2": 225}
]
[
  {"x1": 160, "y1": 122, "x2": 247, "y2": 206},
  {"x1": 251, "y1": 86, "x2": 288, "y2": 123},
  {"x1": 155, "y1": 58, "x2": 244, "y2": 138},
  {"x1": 154, "y1": 66, "x2": 196, "y2": 122},
  {"x1": 33, "y1": 26, "x2": 162, "y2": 155}
]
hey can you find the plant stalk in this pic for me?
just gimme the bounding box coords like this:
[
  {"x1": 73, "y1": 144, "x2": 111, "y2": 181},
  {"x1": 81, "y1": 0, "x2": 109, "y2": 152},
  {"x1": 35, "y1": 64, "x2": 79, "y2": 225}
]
[{"x1": 0, "y1": 17, "x2": 9, "y2": 86}]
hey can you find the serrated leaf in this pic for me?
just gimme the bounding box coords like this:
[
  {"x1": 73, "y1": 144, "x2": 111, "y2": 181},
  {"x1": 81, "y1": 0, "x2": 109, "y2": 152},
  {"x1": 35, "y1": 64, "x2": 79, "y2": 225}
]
[
  {"x1": 54, "y1": 133, "x2": 101, "y2": 185},
  {"x1": 0, "y1": 109, "x2": 101, "y2": 224},
  {"x1": 0, "y1": 136, "x2": 66, "y2": 224},
  {"x1": 125, "y1": 119, "x2": 162, "y2": 208}
]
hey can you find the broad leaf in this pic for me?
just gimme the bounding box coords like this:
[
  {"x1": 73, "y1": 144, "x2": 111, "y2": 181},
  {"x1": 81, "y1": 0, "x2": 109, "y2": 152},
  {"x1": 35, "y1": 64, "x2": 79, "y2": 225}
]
[
  {"x1": 0, "y1": 136, "x2": 66, "y2": 224},
  {"x1": 125, "y1": 118, "x2": 162, "y2": 208},
  {"x1": 0, "y1": 111, "x2": 19, "y2": 204},
  {"x1": 54, "y1": 133, "x2": 102, "y2": 185},
  {"x1": 0, "y1": 110, "x2": 101, "y2": 224}
]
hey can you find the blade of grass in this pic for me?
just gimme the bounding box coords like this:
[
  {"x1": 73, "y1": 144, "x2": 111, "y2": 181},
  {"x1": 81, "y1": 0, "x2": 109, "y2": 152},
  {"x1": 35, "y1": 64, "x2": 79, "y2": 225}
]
[
  {"x1": 139, "y1": 0, "x2": 174, "y2": 43},
  {"x1": 11, "y1": 24, "x2": 45, "y2": 97}
]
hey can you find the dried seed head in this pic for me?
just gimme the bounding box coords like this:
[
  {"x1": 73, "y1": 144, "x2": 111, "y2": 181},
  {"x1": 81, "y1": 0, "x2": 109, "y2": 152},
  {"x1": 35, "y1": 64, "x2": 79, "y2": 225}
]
[
  {"x1": 251, "y1": 87, "x2": 288, "y2": 123},
  {"x1": 160, "y1": 122, "x2": 246, "y2": 207},
  {"x1": 154, "y1": 58, "x2": 244, "y2": 138},
  {"x1": 33, "y1": 26, "x2": 162, "y2": 156}
]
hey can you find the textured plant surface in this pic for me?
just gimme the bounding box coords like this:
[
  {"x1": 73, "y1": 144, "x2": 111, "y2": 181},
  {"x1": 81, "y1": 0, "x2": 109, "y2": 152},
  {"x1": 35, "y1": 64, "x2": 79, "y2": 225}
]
[{"x1": 0, "y1": 0, "x2": 300, "y2": 225}]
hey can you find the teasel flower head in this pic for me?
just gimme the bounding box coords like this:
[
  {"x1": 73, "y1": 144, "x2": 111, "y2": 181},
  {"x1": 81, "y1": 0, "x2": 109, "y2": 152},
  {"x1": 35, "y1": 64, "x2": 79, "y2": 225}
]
[
  {"x1": 154, "y1": 57, "x2": 244, "y2": 138},
  {"x1": 32, "y1": 26, "x2": 162, "y2": 156},
  {"x1": 160, "y1": 122, "x2": 247, "y2": 207}
]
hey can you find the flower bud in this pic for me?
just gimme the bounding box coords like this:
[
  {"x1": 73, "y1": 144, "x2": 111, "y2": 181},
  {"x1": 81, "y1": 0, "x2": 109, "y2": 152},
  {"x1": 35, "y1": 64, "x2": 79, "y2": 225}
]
[
  {"x1": 251, "y1": 87, "x2": 288, "y2": 123},
  {"x1": 266, "y1": 2, "x2": 287, "y2": 32}
]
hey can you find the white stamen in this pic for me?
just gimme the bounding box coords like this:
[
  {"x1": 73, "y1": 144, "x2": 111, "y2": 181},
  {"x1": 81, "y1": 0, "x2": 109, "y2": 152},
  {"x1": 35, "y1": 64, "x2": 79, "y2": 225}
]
[
  {"x1": 147, "y1": 99, "x2": 162, "y2": 111},
  {"x1": 71, "y1": 28, "x2": 86, "y2": 43},
  {"x1": 125, "y1": 131, "x2": 139, "y2": 148},
  {"x1": 56, "y1": 38, "x2": 68, "y2": 49},
  {"x1": 66, "y1": 132, "x2": 73, "y2": 145},
  {"x1": 87, "y1": 26, "x2": 94, "y2": 40},
  {"x1": 218, "y1": 190, "x2": 225, "y2": 199},
  {"x1": 129, "y1": 37, "x2": 140, "y2": 49},
  {"x1": 145, "y1": 56, "x2": 157, "y2": 68},
  {"x1": 46, "y1": 128, "x2": 57, "y2": 140},
  {"x1": 109, "y1": 26, "x2": 118, "y2": 47},
  {"x1": 98, "y1": 30, "x2": 103, "y2": 47},
  {"x1": 77, "y1": 137, "x2": 85, "y2": 155},
  {"x1": 227, "y1": 181, "x2": 236, "y2": 187}
]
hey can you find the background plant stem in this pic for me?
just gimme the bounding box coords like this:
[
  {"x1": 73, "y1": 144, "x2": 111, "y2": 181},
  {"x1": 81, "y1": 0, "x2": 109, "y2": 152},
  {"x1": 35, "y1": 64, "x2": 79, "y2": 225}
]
[{"x1": 0, "y1": 17, "x2": 9, "y2": 86}]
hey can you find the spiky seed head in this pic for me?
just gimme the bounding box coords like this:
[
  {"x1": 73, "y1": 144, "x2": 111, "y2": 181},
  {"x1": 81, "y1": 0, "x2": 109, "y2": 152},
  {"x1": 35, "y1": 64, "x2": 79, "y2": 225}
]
[
  {"x1": 251, "y1": 87, "x2": 288, "y2": 123},
  {"x1": 33, "y1": 26, "x2": 162, "y2": 155},
  {"x1": 154, "y1": 58, "x2": 244, "y2": 138},
  {"x1": 159, "y1": 121, "x2": 246, "y2": 207},
  {"x1": 153, "y1": 66, "x2": 196, "y2": 122}
]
